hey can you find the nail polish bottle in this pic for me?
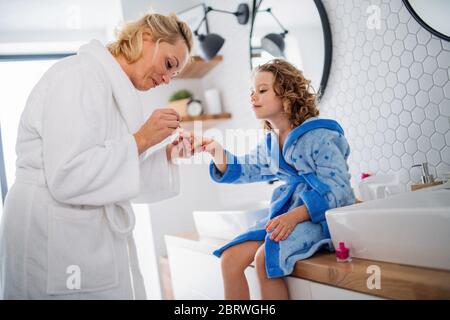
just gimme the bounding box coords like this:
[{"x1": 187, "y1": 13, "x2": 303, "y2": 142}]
[{"x1": 335, "y1": 242, "x2": 352, "y2": 263}]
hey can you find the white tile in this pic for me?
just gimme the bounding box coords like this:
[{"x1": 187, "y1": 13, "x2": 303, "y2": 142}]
[
  {"x1": 405, "y1": 138, "x2": 418, "y2": 154},
  {"x1": 397, "y1": 4, "x2": 410, "y2": 23},
  {"x1": 374, "y1": 131, "x2": 385, "y2": 146},
  {"x1": 425, "y1": 103, "x2": 440, "y2": 120},
  {"x1": 444, "y1": 82, "x2": 450, "y2": 99},
  {"x1": 417, "y1": 136, "x2": 432, "y2": 153},
  {"x1": 411, "y1": 107, "x2": 426, "y2": 124},
  {"x1": 437, "y1": 51, "x2": 450, "y2": 69},
  {"x1": 426, "y1": 38, "x2": 442, "y2": 57},
  {"x1": 395, "y1": 24, "x2": 408, "y2": 40},
  {"x1": 403, "y1": 94, "x2": 416, "y2": 111},
  {"x1": 372, "y1": 145, "x2": 383, "y2": 160},
  {"x1": 433, "y1": 69, "x2": 448, "y2": 87},
  {"x1": 413, "y1": 151, "x2": 427, "y2": 165},
  {"x1": 430, "y1": 132, "x2": 446, "y2": 151},
  {"x1": 389, "y1": 155, "x2": 402, "y2": 171},
  {"x1": 383, "y1": 29, "x2": 396, "y2": 45},
  {"x1": 401, "y1": 153, "x2": 414, "y2": 168},
  {"x1": 420, "y1": 119, "x2": 436, "y2": 137},
  {"x1": 414, "y1": 90, "x2": 430, "y2": 108},
  {"x1": 440, "y1": 146, "x2": 450, "y2": 165},
  {"x1": 375, "y1": 77, "x2": 386, "y2": 92},
  {"x1": 407, "y1": 122, "x2": 422, "y2": 139},
  {"x1": 403, "y1": 34, "x2": 416, "y2": 51},
  {"x1": 382, "y1": 87, "x2": 395, "y2": 103},
  {"x1": 385, "y1": 128, "x2": 396, "y2": 144},
  {"x1": 426, "y1": 149, "x2": 441, "y2": 166},
  {"x1": 379, "y1": 157, "x2": 391, "y2": 172},
  {"x1": 399, "y1": 110, "x2": 412, "y2": 127},
  {"x1": 438, "y1": 99, "x2": 450, "y2": 116},
  {"x1": 385, "y1": 72, "x2": 397, "y2": 87},
  {"x1": 422, "y1": 56, "x2": 438, "y2": 74},
  {"x1": 418, "y1": 73, "x2": 433, "y2": 91},
  {"x1": 406, "y1": 79, "x2": 419, "y2": 95},
  {"x1": 407, "y1": 17, "x2": 421, "y2": 34},
  {"x1": 382, "y1": 143, "x2": 393, "y2": 158},
  {"x1": 392, "y1": 39, "x2": 404, "y2": 56},
  {"x1": 416, "y1": 28, "x2": 431, "y2": 45},
  {"x1": 396, "y1": 67, "x2": 409, "y2": 83},
  {"x1": 394, "y1": 83, "x2": 407, "y2": 99},
  {"x1": 413, "y1": 45, "x2": 427, "y2": 62},
  {"x1": 379, "y1": 63, "x2": 390, "y2": 78},
  {"x1": 390, "y1": 98, "x2": 403, "y2": 115},
  {"x1": 429, "y1": 87, "x2": 444, "y2": 104},
  {"x1": 410, "y1": 62, "x2": 424, "y2": 79},
  {"x1": 400, "y1": 50, "x2": 414, "y2": 67},
  {"x1": 388, "y1": 54, "x2": 402, "y2": 72},
  {"x1": 393, "y1": 141, "x2": 406, "y2": 156}
]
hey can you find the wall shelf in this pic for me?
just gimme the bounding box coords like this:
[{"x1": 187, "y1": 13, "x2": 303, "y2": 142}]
[
  {"x1": 176, "y1": 55, "x2": 223, "y2": 79},
  {"x1": 180, "y1": 112, "x2": 231, "y2": 131}
]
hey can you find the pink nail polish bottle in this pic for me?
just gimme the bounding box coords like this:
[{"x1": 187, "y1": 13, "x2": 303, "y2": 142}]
[{"x1": 335, "y1": 242, "x2": 352, "y2": 263}]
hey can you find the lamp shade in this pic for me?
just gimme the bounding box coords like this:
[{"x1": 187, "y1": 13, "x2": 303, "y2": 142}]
[
  {"x1": 198, "y1": 33, "x2": 225, "y2": 60},
  {"x1": 261, "y1": 33, "x2": 286, "y2": 57}
]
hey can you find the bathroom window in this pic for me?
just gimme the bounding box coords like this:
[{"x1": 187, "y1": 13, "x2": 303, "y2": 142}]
[{"x1": 0, "y1": 59, "x2": 59, "y2": 209}]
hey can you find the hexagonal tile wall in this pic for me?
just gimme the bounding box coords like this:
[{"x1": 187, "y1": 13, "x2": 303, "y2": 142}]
[{"x1": 321, "y1": 0, "x2": 450, "y2": 189}]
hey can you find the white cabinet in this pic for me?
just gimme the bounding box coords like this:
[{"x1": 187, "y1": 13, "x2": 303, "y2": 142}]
[{"x1": 165, "y1": 235, "x2": 383, "y2": 300}]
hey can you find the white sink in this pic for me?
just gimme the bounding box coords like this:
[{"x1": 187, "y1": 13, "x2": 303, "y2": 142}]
[
  {"x1": 326, "y1": 182, "x2": 450, "y2": 271},
  {"x1": 193, "y1": 201, "x2": 270, "y2": 240}
]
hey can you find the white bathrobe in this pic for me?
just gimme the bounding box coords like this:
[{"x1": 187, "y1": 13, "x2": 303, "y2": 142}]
[{"x1": 0, "y1": 40, "x2": 180, "y2": 299}]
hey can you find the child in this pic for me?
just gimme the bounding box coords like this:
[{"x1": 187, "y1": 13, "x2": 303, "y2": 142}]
[{"x1": 201, "y1": 59, "x2": 355, "y2": 300}]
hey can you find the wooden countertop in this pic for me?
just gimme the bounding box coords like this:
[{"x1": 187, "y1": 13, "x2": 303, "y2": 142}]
[{"x1": 168, "y1": 232, "x2": 450, "y2": 300}]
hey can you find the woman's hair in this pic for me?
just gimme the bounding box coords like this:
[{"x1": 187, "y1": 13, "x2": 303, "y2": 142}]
[
  {"x1": 254, "y1": 59, "x2": 319, "y2": 130},
  {"x1": 107, "y1": 13, "x2": 193, "y2": 63}
]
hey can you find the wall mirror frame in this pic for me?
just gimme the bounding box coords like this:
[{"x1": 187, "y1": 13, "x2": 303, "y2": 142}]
[
  {"x1": 249, "y1": 0, "x2": 332, "y2": 100},
  {"x1": 402, "y1": 0, "x2": 450, "y2": 42}
]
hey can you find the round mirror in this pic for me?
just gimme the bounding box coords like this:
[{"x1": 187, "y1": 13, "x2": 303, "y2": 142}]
[
  {"x1": 403, "y1": 0, "x2": 450, "y2": 41},
  {"x1": 250, "y1": 0, "x2": 332, "y2": 99}
]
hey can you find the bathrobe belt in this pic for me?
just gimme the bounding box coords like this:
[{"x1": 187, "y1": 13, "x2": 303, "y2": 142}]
[
  {"x1": 15, "y1": 168, "x2": 146, "y2": 299},
  {"x1": 269, "y1": 172, "x2": 331, "y2": 220}
]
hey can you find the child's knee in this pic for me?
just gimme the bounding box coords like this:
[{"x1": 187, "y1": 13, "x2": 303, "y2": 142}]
[{"x1": 220, "y1": 248, "x2": 246, "y2": 274}]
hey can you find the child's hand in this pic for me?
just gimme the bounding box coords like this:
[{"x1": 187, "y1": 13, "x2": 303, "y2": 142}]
[
  {"x1": 198, "y1": 138, "x2": 227, "y2": 173},
  {"x1": 265, "y1": 206, "x2": 309, "y2": 242}
]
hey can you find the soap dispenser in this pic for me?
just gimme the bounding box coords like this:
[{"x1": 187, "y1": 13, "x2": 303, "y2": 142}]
[{"x1": 410, "y1": 162, "x2": 443, "y2": 191}]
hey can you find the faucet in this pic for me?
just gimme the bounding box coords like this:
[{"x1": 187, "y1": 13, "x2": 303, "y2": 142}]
[{"x1": 411, "y1": 162, "x2": 435, "y2": 184}]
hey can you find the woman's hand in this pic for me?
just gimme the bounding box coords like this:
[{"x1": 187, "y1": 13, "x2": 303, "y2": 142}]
[
  {"x1": 166, "y1": 130, "x2": 200, "y2": 161},
  {"x1": 265, "y1": 205, "x2": 310, "y2": 242},
  {"x1": 134, "y1": 108, "x2": 180, "y2": 155},
  {"x1": 200, "y1": 138, "x2": 227, "y2": 174}
]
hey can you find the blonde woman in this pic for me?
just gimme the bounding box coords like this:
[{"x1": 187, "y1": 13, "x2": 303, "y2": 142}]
[{"x1": 0, "y1": 13, "x2": 193, "y2": 299}]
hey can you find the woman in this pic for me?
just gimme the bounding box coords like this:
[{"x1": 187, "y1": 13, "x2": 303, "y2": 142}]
[{"x1": 0, "y1": 13, "x2": 193, "y2": 299}]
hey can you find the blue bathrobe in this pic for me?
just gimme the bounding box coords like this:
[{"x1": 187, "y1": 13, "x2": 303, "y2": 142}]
[{"x1": 210, "y1": 118, "x2": 355, "y2": 278}]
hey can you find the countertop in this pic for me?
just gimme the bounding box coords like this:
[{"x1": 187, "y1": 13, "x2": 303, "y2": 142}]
[{"x1": 166, "y1": 232, "x2": 450, "y2": 300}]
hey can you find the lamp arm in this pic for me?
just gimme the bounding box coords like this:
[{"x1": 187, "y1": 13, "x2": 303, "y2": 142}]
[
  {"x1": 207, "y1": 6, "x2": 240, "y2": 17},
  {"x1": 193, "y1": 15, "x2": 208, "y2": 35},
  {"x1": 265, "y1": 8, "x2": 289, "y2": 35}
]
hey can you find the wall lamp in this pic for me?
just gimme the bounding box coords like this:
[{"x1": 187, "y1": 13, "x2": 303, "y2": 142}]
[
  {"x1": 258, "y1": 7, "x2": 289, "y2": 57},
  {"x1": 193, "y1": 3, "x2": 250, "y2": 60}
]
